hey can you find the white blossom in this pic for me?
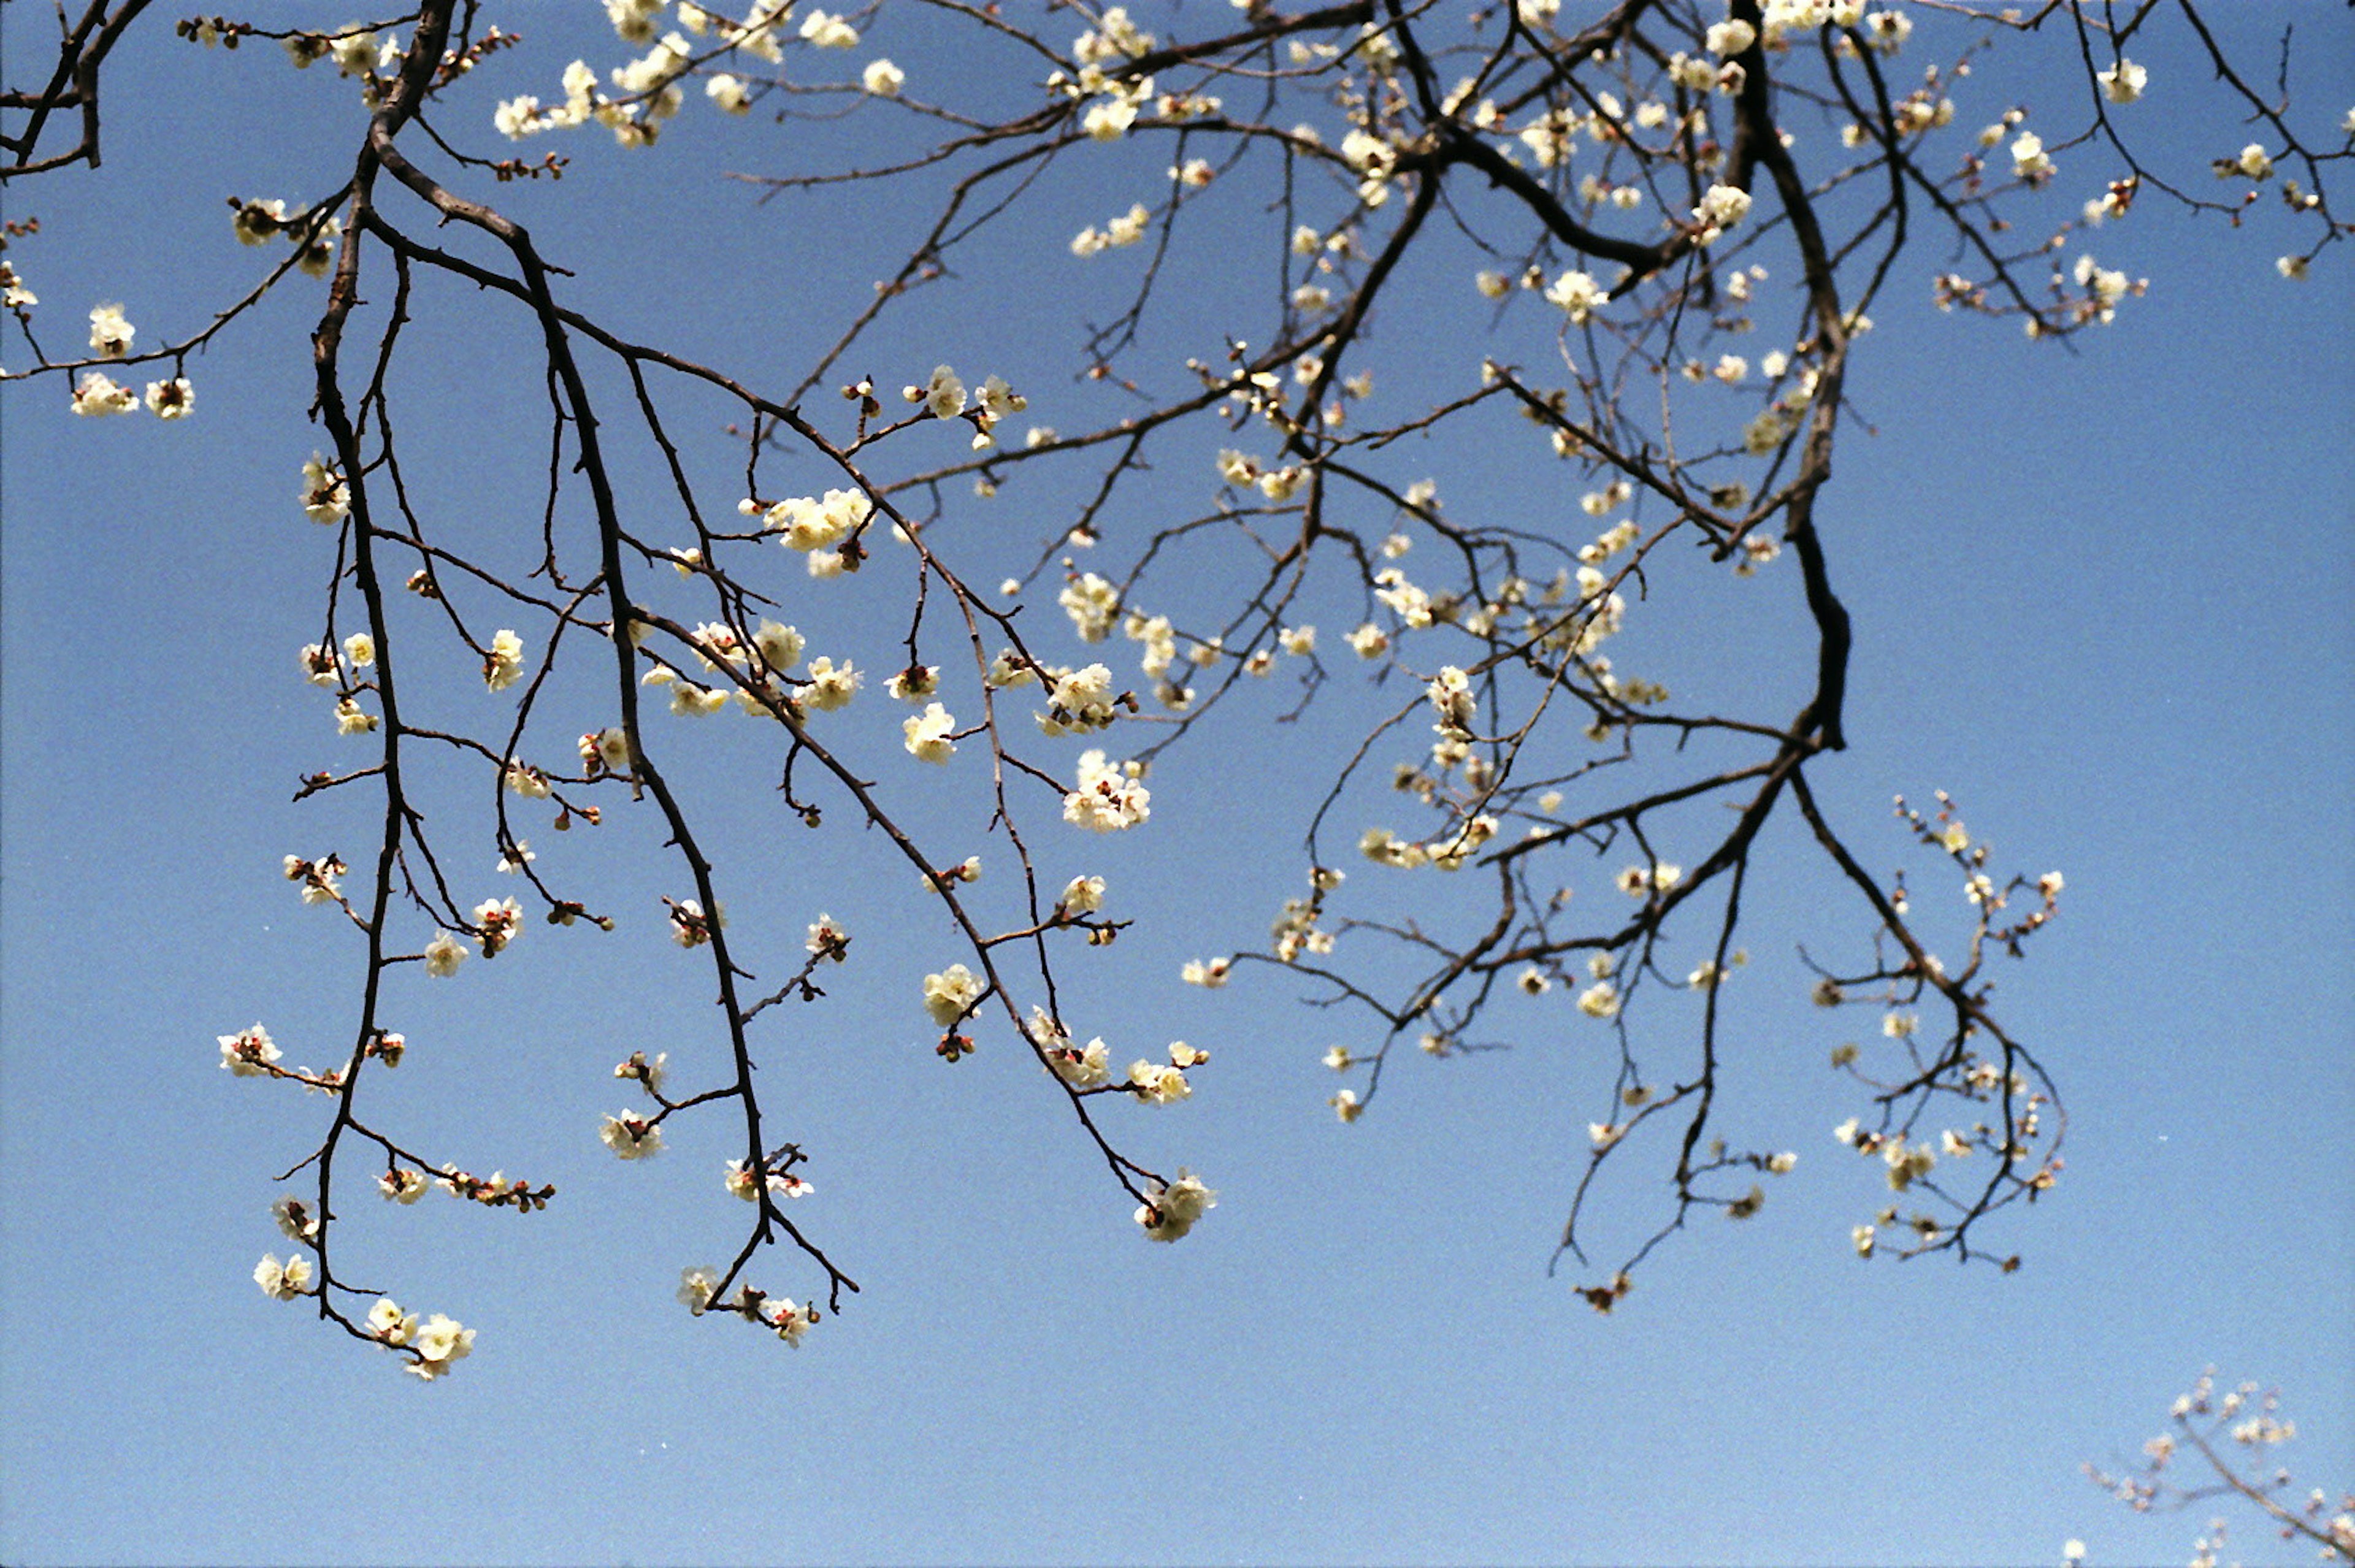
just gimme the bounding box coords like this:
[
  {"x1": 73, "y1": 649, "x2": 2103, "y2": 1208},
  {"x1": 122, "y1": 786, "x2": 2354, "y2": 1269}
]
[
  {"x1": 902, "y1": 702, "x2": 958, "y2": 763},
  {"x1": 599, "y1": 1111, "x2": 664, "y2": 1159},
  {"x1": 922, "y1": 963, "x2": 984, "y2": 1027},
  {"x1": 1062, "y1": 749, "x2": 1151, "y2": 831},
  {"x1": 88, "y1": 302, "x2": 134, "y2": 358},
  {"x1": 253, "y1": 1253, "x2": 312, "y2": 1301},
  {"x1": 423, "y1": 930, "x2": 466, "y2": 978},
  {"x1": 1135, "y1": 1169, "x2": 1216, "y2": 1241},
  {"x1": 218, "y1": 1023, "x2": 280, "y2": 1076}
]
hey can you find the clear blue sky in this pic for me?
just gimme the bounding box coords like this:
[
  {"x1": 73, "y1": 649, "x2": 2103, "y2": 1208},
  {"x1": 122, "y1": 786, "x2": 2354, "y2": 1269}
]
[{"x1": 3, "y1": 4, "x2": 2348, "y2": 1564}]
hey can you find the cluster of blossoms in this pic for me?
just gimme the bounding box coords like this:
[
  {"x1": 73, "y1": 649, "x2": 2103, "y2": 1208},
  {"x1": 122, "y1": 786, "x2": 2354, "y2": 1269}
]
[
  {"x1": 1180, "y1": 956, "x2": 1231, "y2": 988},
  {"x1": 676, "y1": 1266, "x2": 821, "y2": 1346},
  {"x1": 369, "y1": 1299, "x2": 477, "y2": 1380},
  {"x1": 1127, "y1": 1041, "x2": 1205, "y2": 1106},
  {"x1": 900, "y1": 363, "x2": 1025, "y2": 448},
  {"x1": 756, "y1": 486, "x2": 871, "y2": 557},
  {"x1": 64, "y1": 304, "x2": 197, "y2": 419},
  {"x1": 1059, "y1": 572, "x2": 1120, "y2": 642},
  {"x1": 252, "y1": 1253, "x2": 312, "y2": 1301},
  {"x1": 2087, "y1": 1375, "x2": 2355, "y2": 1562},
  {"x1": 229, "y1": 195, "x2": 341, "y2": 276},
  {"x1": 256, "y1": 1252, "x2": 474, "y2": 1380},
  {"x1": 1040, "y1": 664, "x2": 1120, "y2": 735},
  {"x1": 278, "y1": 23, "x2": 396, "y2": 88},
  {"x1": 163, "y1": 0, "x2": 2329, "y2": 1381},
  {"x1": 1030, "y1": 1008, "x2": 1112, "y2": 1089},
  {"x1": 726, "y1": 1158, "x2": 814, "y2": 1202},
  {"x1": 1690, "y1": 183, "x2": 1753, "y2": 245},
  {"x1": 1070, "y1": 201, "x2": 1153, "y2": 257},
  {"x1": 494, "y1": 0, "x2": 844, "y2": 147},
  {"x1": 1062, "y1": 750, "x2": 1151, "y2": 832}
]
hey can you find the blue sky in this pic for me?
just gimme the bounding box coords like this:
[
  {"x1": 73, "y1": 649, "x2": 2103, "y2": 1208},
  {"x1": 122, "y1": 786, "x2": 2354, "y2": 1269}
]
[{"x1": 2, "y1": 4, "x2": 2349, "y2": 1564}]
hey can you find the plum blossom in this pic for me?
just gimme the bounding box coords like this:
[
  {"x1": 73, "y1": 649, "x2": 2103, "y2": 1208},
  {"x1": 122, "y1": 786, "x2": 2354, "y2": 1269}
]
[
  {"x1": 806, "y1": 912, "x2": 849, "y2": 962},
  {"x1": 301, "y1": 453, "x2": 350, "y2": 524},
  {"x1": 1693, "y1": 183, "x2": 1752, "y2": 237},
  {"x1": 802, "y1": 656, "x2": 859, "y2": 710},
  {"x1": 407, "y1": 1314, "x2": 475, "y2": 1379},
  {"x1": 1043, "y1": 664, "x2": 1118, "y2": 734},
  {"x1": 1705, "y1": 19, "x2": 1755, "y2": 55},
  {"x1": 668, "y1": 898, "x2": 719, "y2": 947},
  {"x1": 1181, "y1": 956, "x2": 1231, "y2": 988},
  {"x1": 70, "y1": 372, "x2": 138, "y2": 416},
  {"x1": 905, "y1": 364, "x2": 966, "y2": 419},
  {"x1": 1426, "y1": 665, "x2": 1475, "y2": 733},
  {"x1": 1544, "y1": 269, "x2": 1606, "y2": 323},
  {"x1": 677, "y1": 1266, "x2": 721, "y2": 1312},
  {"x1": 483, "y1": 630, "x2": 526, "y2": 691},
  {"x1": 367, "y1": 1298, "x2": 419, "y2": 1345},
  {"x1": 1136, "y1": 1169, "x2": 1216, "y2": 1241},
  {"x1": 903, "y1": 702, "x2": 958, "y2": 763},
  {"x1": 253, "y1": 1253, "x2": 312, "y2": 1300},
  {"x1": 1128, "y1": 1057, "x2": 1192, "y2": 1105},
  {"x1": 615, "y1": 1049, "x2": 667, "y2": 1096},
  {"x1": 88, "y1": 302, "x2": 134, "y2": 358},
  {"x1": 763, "y1": 1297, "x2": 819, "y2": 1345},
  {"x1": 1063, "y1": 749, "x2": 1151, "y2": 831},
  {"x1": 800, "y1": 9, "x2": 858, "y2": 48},
  {"x1": 752, "y1": 620, "x2": 805, "y2": 673},
  {"x1": 600, "y1": 1112, "x2": 664, "y2": 1159},
  {"x1": 765, "y1": 488, "x2": 870, "y2": 553},
  {"x1": 922, "y1": 963, "x2": 983, "y2": 1026},
  {"x1": 2011, "y1": 131, "x2": 2053, "y2": 183},
  {"x1": 504, "y1": 761, "x2": 551, "y2": 799},
  {"x1": 1043, "y1": 1031, "x2": 1111, "y2": 1088},
  {"x1": 274, "y1": 1195, "x2": 318, "y2": 1241},
  {"x1": 423, "y1": 930, "x2": 466, "y2": 977},
  {"x1": 218, "y1": 1023, "x2": 281, "y2": 1076},
  {"x1": 1060, "y1": 572, "x2": 1120, "y2": 640},
  {"x1": 145, "y1": 378, "x2": 194, "y2": 418},
  {"x1": 1082, "y1": 95, "x2": 1139, "y2": 140},
  {"x1": 473, "y1": 897, "x2": 522, "y2": 957}
]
